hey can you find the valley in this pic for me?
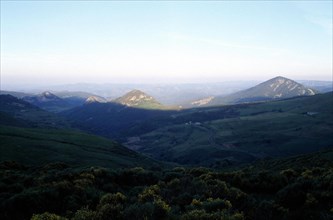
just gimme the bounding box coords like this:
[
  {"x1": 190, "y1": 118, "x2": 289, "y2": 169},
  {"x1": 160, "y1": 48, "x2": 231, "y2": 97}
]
[
  {"x1": 123, "y1": 92, "x2": 333, "y2": 167},
  {"x1": 1, "y1": 76, "x2": 332, "y2": 220}
]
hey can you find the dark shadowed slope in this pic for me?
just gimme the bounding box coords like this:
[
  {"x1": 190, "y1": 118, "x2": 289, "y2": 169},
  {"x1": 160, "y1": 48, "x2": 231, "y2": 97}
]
[
  {"x1": 0, "y1": 95, "x2": 161, "y2": 169},
  {"x1": 124, "y1": 92, "x2": 333, "y2": 167},
  {"x1": 61, "y1": 101, "x2": 176, "y2": 139},
  {"x1": 0, "y1": 95, "x2": 69, "y2": 128},
  {"x1": 0, "y1": 125, "x2": 160, "y2": 168}
]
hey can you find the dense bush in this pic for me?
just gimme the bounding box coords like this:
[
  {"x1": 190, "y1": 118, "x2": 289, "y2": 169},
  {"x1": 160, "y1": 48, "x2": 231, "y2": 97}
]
[{"x1": 0, "y1": 161, "x2": 332, "y2": 220}]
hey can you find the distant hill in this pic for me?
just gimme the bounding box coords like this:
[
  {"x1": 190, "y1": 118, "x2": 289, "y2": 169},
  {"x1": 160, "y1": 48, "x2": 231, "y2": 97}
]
[
  {"x1": 54, "y1": 91, "x2": 107, "y2": 106},
  {"x1": 0, "y1": 94, "x2": 69, "y2": 128},
  {"x1": 114, "y1": 90, "x2": 165, "y2": 109},
  {"x1": 191, "y1": 76, "x2": 317, "y2": 107},
  {"x1": 298, "y1": 80, "x2": 333, "y2": 93},
  {"x1": 0, "y1": 125, "x2": 160, "y2": 168},
  {"x1": 85, "y1": 95, "x2": 107, "y2": 104},
  {"x1": 22, "y1": 91, "x2": 73, "y2": 112},
  {"x1": 22, "y1": 91, "x2": 107, "y2": 112},
  {"x1": 0, "y1": 90, "x2": 32, "y2": 98},
  {"x1": 1, "y1": 90, "x2": 106, "y2": 111}
]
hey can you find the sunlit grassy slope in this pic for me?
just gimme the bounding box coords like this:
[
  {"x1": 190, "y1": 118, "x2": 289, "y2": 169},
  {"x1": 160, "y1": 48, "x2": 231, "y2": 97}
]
[{"x1": 0, "y1": 125, "x2": 160, "y2": 168}]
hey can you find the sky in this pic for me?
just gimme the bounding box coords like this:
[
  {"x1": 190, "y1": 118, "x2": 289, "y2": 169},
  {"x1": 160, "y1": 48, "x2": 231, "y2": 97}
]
[{"x1": 1, "y1": 1, "x2": 332, "y2": 87}]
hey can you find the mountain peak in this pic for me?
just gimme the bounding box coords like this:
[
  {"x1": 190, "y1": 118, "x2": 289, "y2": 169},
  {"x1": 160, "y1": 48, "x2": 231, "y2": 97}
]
[
  {"x1": 85, "y1": 96, "x2": 106, "y2": 104},
  {"x1": 267, "y1": 76, "x2": 294, "y2": 84},
  {"x1": 41, "y1": 91, "x2": 58, "y2": 99},
  {"x1": 125, "y1": 89, "x2": 147, "y2": 96},
  {"x1": 271, "y1": 75, "x2": 288, "y2": 80},
  {"x1": 198, "y1": 76, "x2": 318, "y2": 107},
  {"x1": 239, "y1": 76, "x2": 317, "y2": 100},
  {"x1": 114, "y1": 90, "x2": 164, "y2": 109}
]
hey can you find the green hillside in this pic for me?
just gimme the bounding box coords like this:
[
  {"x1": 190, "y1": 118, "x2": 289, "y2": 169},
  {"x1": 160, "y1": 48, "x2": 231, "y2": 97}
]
[
  {"x1": 0, "y1": 125, "x2": 160, "y2": 169},
  {"x1": 124, "y1": 92, "x2": 333, "y2": 167}
]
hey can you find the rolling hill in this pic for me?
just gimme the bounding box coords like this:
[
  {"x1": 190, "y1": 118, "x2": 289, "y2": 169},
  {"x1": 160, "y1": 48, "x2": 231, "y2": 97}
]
[{"x1": 124, "y1": 92, "x2": 333, "y2": 167}]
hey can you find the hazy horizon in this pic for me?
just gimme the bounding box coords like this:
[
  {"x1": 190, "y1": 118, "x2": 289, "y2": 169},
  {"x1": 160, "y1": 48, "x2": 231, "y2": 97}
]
[{"x1": 1, "y1": 1, "x2": 332, "y2": 86}]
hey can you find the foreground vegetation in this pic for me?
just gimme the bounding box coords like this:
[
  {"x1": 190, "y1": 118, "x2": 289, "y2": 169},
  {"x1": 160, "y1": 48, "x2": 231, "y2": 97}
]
[{"x1": 1, "y1": 150, "x2": 332, "y2": 220}]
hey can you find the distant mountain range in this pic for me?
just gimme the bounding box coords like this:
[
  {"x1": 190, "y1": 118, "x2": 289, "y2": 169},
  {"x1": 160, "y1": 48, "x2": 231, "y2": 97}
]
[
  {"x1": 0, "y1": 90, "x2": 106, "y2": 112},
  {"x1": 5, "y1": 78, "x2": 331, "y2": 106},
  {"x1": 1, "y1": 76, "x2": 330, "y2": 110},
  {"x1": 190, "y1": 76, "x2": 318, "y2": 107}
]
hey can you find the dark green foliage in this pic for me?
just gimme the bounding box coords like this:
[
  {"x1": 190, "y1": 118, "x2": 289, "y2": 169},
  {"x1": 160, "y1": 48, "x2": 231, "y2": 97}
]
[
  {"x1": 0, "y1": 150, "x2": 332, "y2": 220},
  {"x1": 31, "y1": 212, "x2": 67, "y2": 220}
]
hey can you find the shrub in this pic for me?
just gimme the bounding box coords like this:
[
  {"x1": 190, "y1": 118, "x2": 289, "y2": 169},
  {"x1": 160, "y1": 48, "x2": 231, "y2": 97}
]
[{"x1": 31, "y1": 212, "x2": 67, "y2": 220}]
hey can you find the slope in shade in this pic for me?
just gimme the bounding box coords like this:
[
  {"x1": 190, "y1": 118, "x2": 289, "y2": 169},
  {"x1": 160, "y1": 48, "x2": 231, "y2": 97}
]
[
  {"x1": 125, "y1": 92, "x2": 333, "y2": 167},
  {"x1": 0, "y1": 125, "x2": 160, "y2": 169},
  {"x1": 0, "y1": 94, "x2": 69, "y2": 129}
]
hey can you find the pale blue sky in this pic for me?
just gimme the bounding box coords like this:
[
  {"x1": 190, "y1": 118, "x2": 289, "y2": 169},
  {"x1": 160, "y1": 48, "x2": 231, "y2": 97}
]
[{"x1": 1, "y1": 1, "x2": 332, "y2": 86}]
